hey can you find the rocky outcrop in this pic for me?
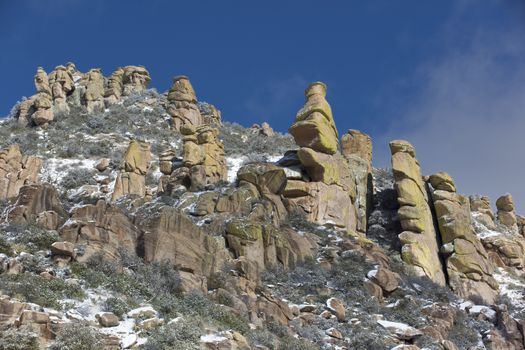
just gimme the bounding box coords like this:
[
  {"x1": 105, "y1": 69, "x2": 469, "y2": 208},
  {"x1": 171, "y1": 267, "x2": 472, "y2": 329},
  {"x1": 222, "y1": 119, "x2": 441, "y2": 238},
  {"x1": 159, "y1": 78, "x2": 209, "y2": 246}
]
[
  {"x1": 31, "y1": 67, "x2": 54, "y2": 126},
  {"x1": 111, "y1": 140, "x2": 152, "y2": 201},
  {"x1": 6, "y1": 183, "x2": 66, "y2": 230},
  {"x1": 82, "y1": 68, "x2": 105, "y2": 113},
  {"x1": 282, "y1": 82, "x2": 358, "y2": 235},
  {"x1": 60, "y1": 200, "x2": 139, "y2": 262},
  {"x1": 122, "y1": 66, "x2": 151, "y2": 96},
  {"x1": 496, "y1": 194, "x2": 518, "y2": 233},
  {"x1": 428, "y1": 172, "x2": 498, "y2": 303},
  {"x1": 15, "y1": 64, "x2": 151, "y2": 127},
  {"x1": 179, "y1": 125, "x2": 227, "y2": 191},
  {"x1": 341, "y1": 129, "x2": 373, "y2": 233},
  {"x1": 289, "y1": 82, "x2": 339, "y2": 155},
  {"x1": 390, "y1": 140, "x2": 446, "y2": 285},
  {"x1": 104, "y1": 67, "x2": 124, "y2": 106},
  {"x1": 0, "y1": 145, "x2": 42, "y2": 200},
  {"x1": 470, "y1": 195, "x2": 496, "y2": 230},
  {"x1": 167, "y1": 76, "x2": 203, "y2": 130},
  {"x1": 48, "y1": 65, "x2": 74, "y2": 114}
]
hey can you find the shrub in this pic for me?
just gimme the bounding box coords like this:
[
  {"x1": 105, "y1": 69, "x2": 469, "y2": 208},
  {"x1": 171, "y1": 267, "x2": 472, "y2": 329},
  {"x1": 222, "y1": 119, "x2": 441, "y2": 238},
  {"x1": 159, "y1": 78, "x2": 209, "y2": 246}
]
[
  {"x1": 0, "y1": 273, "x2": 84, "y2": 309},
  {"x1": 0, "y1": 327, "x2": 40, "y2": 350},
  {"x1": 60, "y1": 168, "x2": 96, "y2": 189},
  {"x1": 5, "y1": 224, "x2": 59, "y2": 253},
  {"x1": 49, "y1": 323, "x2": 104, "y2": 350},
  {"x1": 103, "y1": 297, "x2": 129, "y2": 319},
  {"x1": 140, "y1": 318, "x2": 202, "y2": 350}
]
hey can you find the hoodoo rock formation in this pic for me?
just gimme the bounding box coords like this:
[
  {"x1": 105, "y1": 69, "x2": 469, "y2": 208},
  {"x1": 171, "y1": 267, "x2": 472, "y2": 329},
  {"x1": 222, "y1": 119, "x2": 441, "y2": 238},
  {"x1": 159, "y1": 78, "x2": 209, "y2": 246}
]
[
  {"x1": 289, "y1": 82, "x2": 339, "y2": 154},
  {"x1": 167, "y1": 75, "x2": 203, "y2": 130},
  {"x1": 390, "y1": 140, "x2": 446, "y2": 285},
  {"x1": 281, "y1": 82, "x2": 359, "y2": 234},
  {"x1": 15, "y1": 64, "x2": 151, "y2": 127}
]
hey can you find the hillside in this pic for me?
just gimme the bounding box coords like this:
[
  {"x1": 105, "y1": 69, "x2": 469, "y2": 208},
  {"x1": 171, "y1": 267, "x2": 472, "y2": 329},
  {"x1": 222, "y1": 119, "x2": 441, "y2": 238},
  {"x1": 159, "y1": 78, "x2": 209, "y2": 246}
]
[{"x1": 0, "y1": 63, "x2": 524, "y2": 350}]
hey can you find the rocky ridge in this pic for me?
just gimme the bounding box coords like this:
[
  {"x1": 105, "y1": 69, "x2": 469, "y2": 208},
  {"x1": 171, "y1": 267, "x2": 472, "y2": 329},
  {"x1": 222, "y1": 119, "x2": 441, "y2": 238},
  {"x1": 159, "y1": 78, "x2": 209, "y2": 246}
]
[{"x1": 0, "y1": 64, "x2": 524, "y2": 349}]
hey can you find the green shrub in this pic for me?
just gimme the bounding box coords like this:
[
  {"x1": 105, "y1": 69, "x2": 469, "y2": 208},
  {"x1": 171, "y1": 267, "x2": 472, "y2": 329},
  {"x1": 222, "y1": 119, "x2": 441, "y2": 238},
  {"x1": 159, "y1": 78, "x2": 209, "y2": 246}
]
[
  {"x1": 0, "y1": 273, "x2": 84, "y2": 309},
  {"x1": 60, "y1": 168, "x2": 96, "y2": 189},
  {"x1": 49, "y1": 323, "x2": 103, "y2": 350},
  {"x1": 140, "y1": 318, "x2": 202, "y2": 350},
  {"x1": 0, "y1": 327, "x2": 40, "y2": 350},
  {"x1": 103, "y1": 297, "x2": 129, "y2": 319},
  {"x1": 5, "y1": 224, "x2": 59, "y2": 253}
]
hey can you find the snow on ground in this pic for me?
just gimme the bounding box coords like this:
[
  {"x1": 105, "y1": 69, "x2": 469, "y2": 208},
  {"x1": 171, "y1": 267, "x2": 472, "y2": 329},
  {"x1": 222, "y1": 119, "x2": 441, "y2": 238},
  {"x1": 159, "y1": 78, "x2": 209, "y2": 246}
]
[
  {"x1": 41, "y1": 158, "x2": 97, "y2": 184},
  {"x1": 226, "y1": 156, "x2": 246, "y2": 183},
  {"x1": 494, "y1": 268, "x2": 525, "y2": 315},
  {"x1": 472, "y1": 212, "x2": 502, "y2": 239},
  {"x1": 226, "y1": 154, "x2": 283, "y2": 183}
]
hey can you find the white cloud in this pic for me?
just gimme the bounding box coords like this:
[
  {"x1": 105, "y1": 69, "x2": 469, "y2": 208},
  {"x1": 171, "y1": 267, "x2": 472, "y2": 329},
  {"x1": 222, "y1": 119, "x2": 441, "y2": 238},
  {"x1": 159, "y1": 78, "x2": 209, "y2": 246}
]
[{"x1": 375, "y1": 1, "x2": 525, "y2": 213}]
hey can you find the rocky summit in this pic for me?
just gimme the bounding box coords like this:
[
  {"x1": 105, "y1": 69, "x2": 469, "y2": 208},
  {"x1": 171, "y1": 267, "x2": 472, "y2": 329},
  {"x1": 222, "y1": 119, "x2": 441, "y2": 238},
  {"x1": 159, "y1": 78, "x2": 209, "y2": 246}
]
[{"x1": 1, "y1": 64, "x2": 525, "y2": 350}]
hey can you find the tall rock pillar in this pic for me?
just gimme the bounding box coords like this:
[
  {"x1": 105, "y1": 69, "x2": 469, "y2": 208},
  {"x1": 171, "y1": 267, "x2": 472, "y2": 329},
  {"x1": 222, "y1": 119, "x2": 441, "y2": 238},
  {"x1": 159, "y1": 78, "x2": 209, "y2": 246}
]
[{"x1": 389, "y1": 140, "x2": 446, "y2": 285}]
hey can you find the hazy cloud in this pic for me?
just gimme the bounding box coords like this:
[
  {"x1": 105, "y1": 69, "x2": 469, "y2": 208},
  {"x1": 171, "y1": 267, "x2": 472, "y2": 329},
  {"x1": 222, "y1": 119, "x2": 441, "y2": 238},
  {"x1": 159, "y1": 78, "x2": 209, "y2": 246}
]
[
  {"x1": 375, "y1": 1, "x2": 525, "y2": 212},
  {"x1": 244, "y1": 75, "x2": 307, "y2": 129}
]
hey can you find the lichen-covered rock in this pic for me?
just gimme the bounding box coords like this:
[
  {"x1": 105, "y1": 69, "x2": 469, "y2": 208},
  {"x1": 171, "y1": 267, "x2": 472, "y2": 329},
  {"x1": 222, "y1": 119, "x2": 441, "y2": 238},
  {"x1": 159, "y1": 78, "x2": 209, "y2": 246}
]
[
  {"x1": 390, "y1": 140, "x2": 446, "y2": 285},
  {"x1": 167, "y1": 75, "x2": 203, "y2": 130},
  {"x1": 60, "y1": 200, "x2": 139, "y2": 262},
  {"x1": 111, "y1": 140, "x2": 152, "y2": 201},
  {"x1": 180, "y1": 125, "x2": 227, "y2": 190},
  {"x1": 122, "y1": 65, "x2": 151, "y2": 96},
  {"x1": 429, "y1": 172, "x2": 498, "y2": 304},
  {"x1": 289, "y1": 82, "x2": 339, "y2": 154},
  {"x1": 0, "y1": 144, "x2": 42, "y2": 200}
]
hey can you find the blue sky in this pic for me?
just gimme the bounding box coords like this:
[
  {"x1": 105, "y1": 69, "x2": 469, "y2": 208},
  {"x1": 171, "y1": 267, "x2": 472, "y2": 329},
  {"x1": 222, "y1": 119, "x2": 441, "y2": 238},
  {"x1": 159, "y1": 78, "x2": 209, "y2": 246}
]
[{"x1": 1, "y1": 0, "x2": 525, "y2": 210}]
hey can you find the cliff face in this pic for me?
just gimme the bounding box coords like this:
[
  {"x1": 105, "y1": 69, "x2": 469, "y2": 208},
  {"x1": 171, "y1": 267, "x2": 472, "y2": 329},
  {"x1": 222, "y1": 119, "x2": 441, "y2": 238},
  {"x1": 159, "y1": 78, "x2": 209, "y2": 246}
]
[{"x1": 1, "y1": 64, "x2": 525, "y2": 350}]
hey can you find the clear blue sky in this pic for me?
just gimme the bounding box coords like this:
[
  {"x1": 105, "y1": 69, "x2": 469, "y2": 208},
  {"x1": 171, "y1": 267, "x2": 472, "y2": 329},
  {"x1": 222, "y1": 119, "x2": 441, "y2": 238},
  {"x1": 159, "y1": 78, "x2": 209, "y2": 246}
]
[{"x1": 2, "y1": 0, "x2": 525, "y2": 210}]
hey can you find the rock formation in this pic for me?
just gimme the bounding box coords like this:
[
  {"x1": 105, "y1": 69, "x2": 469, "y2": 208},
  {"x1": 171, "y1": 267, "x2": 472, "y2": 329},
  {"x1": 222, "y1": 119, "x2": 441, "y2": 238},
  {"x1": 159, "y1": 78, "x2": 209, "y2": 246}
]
[
  {"x1": 496, "y1": 194, "x2": 518, "y2": 233},
  {"x1": 0, "y1": 145, "x2": 42, "y2": 200},
  {"x1": 48, "y1": 65, "x2": 74, "y2": 114},
  {"x1": 428, "y1": 172, "x2": 498, "y2": 303},
  {"x1": 15, "y1": 64, "x2": 152, "y2": 127},
  {"x1": 167, "y1": 75, "x2": 204, "y2": 130},
  {"x1": 470, "y1": 195, "x2": 496, "y2": 230},
  {"x1": 111, "y1": 140, "x2": 152, "y2": 201},
  {"x1": 122, "y1": 66, "x2": 151, "y2": 96},
  {"x1": 341, "y1": 129, "x2": 373, "y2": 233},
  {"x1": 390, "y1": 140, "x2": 446, "y2": 285},
  {"x1": 6, "y1": 183, "x2": 66, "y2": 230},
  {"x1": 198, "y1": 102, "x2": 222, "y2": 126},
  {"x1": 60, "y1": 200, "x2": 139, "y2": 262},
  {"x1": 178, "y1": 124, "x2": 227, "y2": 191},
  {"x1": 282, "y1": 82, "x2": 358, "y2": 234},
  {"x1": 104, "y1": 67, "x2": 124, "y2": 106},
  {"x1": 82, "y1": 68, "x2": 105, "y2": 113},
  {"x1": 289, "y1": 82, "x2": 339, "y2": 154},
  {"x1": 31, "y1": 67, "x2": 54, "y2": 126}
]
